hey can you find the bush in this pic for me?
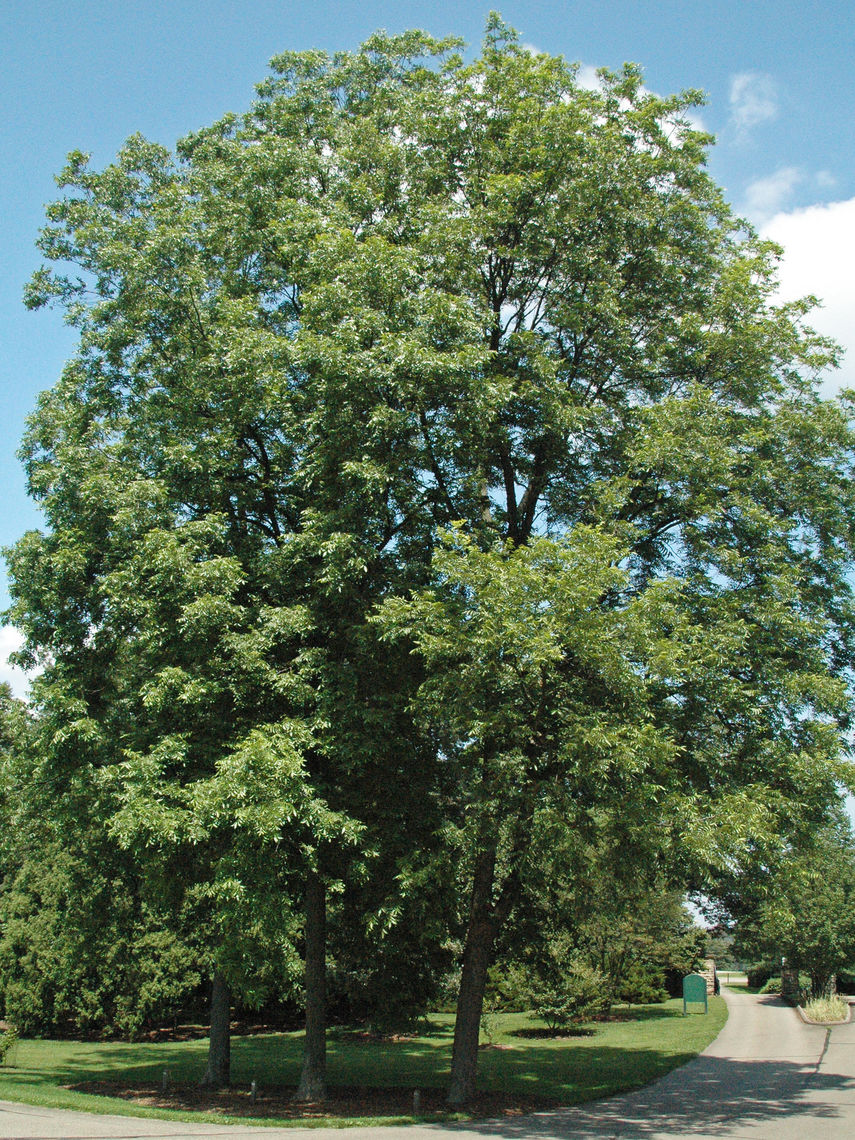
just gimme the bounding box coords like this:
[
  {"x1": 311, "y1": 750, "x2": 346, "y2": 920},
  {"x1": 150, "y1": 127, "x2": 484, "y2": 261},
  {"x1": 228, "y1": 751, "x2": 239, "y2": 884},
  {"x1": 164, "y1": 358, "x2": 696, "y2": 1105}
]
[
  {"x1": 804, "y1": 995, "x2": 849, "y2": 1022},
  {"x1": 0, "y1": 1025, "x2": 18, "y2": 1066},
  {"x1": 484, "y1": 962, "x2": 533, "y2": 1012},
  {"x1": 331, "y1": 884, "x2": 455, "y2": 1034},
  {"x1": 530, "y1": 961, "x2": 611, "y2": 1031},
  {"x1": 757, "y1": 973, "x2": 811, "y2": 997},
  {"x1": 746, "y1": 964, "x2": 777, "y2": 989},
  {"x1": 479, "y1": 999, "x2": 500, "y2": 1045},
  {"x1": 615, "y1": 964, "x2": 668, "y2": 1006},
  {"x1": 433, "y1": 968, "x2": 462, "y2": 1014}
]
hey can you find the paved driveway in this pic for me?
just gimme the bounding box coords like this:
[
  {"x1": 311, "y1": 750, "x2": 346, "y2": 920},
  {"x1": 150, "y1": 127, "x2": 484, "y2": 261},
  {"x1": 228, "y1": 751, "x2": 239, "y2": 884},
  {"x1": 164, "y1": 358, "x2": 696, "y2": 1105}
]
[{"x1": 1, "y1": 988, "x2": 853, "y2": 1139}]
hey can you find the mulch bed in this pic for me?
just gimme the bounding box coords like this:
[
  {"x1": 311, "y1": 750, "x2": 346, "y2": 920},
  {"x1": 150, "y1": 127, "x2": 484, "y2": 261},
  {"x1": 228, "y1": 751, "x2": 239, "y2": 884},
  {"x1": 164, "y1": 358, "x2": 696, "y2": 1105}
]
[
  {"x1": 140, "y1": 1020, "x2": 294, "y2": 1044},
  {"x1": 71, "y1": 1080, "x2": 557, "y2": 1120},
  {"x1": 511, "y1": 1027, "x2": 594, "y2": 1038}
]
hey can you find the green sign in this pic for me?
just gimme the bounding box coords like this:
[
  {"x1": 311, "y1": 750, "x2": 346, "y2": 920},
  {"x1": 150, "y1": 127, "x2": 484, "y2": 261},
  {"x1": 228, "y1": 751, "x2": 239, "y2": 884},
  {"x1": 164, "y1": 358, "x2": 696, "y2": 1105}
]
[{"x1": 682, "y1": 973, "x2": 708, "y2": 1015}]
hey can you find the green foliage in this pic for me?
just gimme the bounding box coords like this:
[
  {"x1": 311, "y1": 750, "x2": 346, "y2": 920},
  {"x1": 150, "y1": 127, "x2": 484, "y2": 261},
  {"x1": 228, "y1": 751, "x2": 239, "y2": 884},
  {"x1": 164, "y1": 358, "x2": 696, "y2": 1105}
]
[
  {"x1": 502, "y1": 836, "x2": 707, "y2": 1006},
  {"x1": 530, "y1": 960, "x2": 611, "y2": 1030},
  {"x1": 746, "y1": 964, "x2": 777, "y2": 989},
  {"x1": 0, "y1": 685, "x2": 215, "y2": 1039},
  {"x1": 614, "y1": 965, "x2": 669, "y2": 1007},
  {"x1": 330, "y1": 905, "x2": 454, "y2": 1034},
  {"x1": 576, "y1": 893, "x2": 705, "y2": 1001},
  {"x1": 0, "y1": 685, "x2": 30, "y2": 758},
  {"x1": 478, "y1": 999, "x2": 500, "y2": 1046},
  {"x1": 7, "y1": 15, "x2": 855, "y2": 1090},
  {"x1": 755, "y1": 974, "x2": 809, "y2": 995},
  {"x1": 0, "y1": 1025, "x2": 18, "y2": 1066},
  {"x1": 484, "y1": 962, "x2": 532, "y2": 1013},
  {"x1": 0, "y1": 818, "x2": 204, "y2": 1037},
  {"x1": 734, "y1": 818, "x2": 855, "y2": 997},
  {"x1": 704, "y1": 929, "x2": 738, "y2": 970}
]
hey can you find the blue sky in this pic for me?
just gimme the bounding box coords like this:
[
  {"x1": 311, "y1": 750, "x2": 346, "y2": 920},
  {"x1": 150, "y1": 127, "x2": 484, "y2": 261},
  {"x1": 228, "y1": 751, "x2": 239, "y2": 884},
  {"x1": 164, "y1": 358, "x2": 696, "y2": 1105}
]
[{"x1": 2, "y1": 0, "x2": 854, "y2": 692}]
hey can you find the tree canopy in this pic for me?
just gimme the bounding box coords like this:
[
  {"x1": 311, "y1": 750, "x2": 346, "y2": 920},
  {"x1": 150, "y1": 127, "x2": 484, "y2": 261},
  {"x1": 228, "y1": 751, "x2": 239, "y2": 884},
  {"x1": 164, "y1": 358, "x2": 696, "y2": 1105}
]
[
  {"x1": 7, "y1": 14, "x2": 855, "y2": 1103},
  {"x1": 732, "y1": 815, "x2": 855, "y2": 997}
]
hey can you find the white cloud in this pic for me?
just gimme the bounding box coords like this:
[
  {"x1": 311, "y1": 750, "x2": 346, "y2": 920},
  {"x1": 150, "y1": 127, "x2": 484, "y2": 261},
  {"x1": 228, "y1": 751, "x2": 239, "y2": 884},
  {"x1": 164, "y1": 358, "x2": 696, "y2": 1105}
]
[
  {"x1": 576, "y1": 63, "x2": 602, "y2": 92},
  {"x1": 680, "y1": 106, "x2": 707, "y2": 135},
  {"x1": 744, "y1": 167, "x2": 803, "y2": 225},
  {"x1": 729, "y1": 72, "x2": 778, "y2": 133},
  {"x1": 742, "y1": 168, "x2": 843, "y2": 226},
  {"x1": 762, "y1": 196, "x2": 855, "y2": 392},
  {"x1": 0, "y1": 626, "x2": 31, "y2": 701}
]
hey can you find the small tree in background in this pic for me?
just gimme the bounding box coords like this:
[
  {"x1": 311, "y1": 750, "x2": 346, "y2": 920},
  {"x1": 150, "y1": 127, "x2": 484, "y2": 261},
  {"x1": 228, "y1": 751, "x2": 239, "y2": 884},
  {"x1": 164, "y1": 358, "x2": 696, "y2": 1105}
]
[
  {"x1": 734, "y1": 818, "x2": 855, "y2": 997},
  {"x1": 530, "y1": 959, "x2": 611, "y2": 1031}
]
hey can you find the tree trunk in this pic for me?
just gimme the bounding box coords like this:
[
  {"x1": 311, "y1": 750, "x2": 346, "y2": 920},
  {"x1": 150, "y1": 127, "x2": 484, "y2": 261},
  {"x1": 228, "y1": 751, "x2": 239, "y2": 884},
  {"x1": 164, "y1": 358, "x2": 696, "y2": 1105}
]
[
  {"x1": 294, "y1": 868, "x2": 327, "y2": 1101},
  {"x1": 447, "y1": 845, "x2": 498, "y2": 1106},
  {"x1": 200, "y1": 969, "x2": 230, "y2": 1088}
]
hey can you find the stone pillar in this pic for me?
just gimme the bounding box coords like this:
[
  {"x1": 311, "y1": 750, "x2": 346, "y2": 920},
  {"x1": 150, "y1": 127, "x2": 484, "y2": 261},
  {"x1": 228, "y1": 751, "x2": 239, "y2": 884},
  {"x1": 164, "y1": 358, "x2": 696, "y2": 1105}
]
[
  {"x1": 781, "y1": 965, "x2": 800, "y2": 1000},
  {"x1": 699, "y1": 958, "x2": 717, "y2": 995}
]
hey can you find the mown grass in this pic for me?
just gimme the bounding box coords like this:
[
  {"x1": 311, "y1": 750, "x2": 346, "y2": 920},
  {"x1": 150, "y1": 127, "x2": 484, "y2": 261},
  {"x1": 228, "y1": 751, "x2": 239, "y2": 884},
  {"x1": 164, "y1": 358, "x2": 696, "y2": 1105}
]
[{"x1": 0, "y1": 998, "x2": 727, "y2": 1129}]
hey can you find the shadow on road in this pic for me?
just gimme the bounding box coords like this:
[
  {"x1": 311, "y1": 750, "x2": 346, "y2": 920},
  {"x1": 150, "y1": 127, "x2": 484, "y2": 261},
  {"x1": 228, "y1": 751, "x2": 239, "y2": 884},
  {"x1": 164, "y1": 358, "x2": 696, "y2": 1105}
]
[{"x1": 443, "y1": 1053, "x2": 853, "y2": 1138}]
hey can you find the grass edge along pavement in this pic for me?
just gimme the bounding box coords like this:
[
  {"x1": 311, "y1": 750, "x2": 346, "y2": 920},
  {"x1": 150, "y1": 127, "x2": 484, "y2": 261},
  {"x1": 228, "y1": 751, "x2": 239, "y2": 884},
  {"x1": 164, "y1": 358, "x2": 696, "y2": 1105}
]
[{"x1": 0, "y1": 1000, "x2": 727, "y2": 1129}]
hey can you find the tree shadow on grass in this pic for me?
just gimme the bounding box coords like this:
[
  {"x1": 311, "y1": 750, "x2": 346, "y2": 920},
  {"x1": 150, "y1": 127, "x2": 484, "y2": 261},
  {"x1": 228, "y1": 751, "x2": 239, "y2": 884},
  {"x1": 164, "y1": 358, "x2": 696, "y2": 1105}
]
[
  {"x1": 597, "y1": 1003, "x2": 688, "y2": 1023},
  {"x1": 8, "y1": 995, "x2": 852, "y2": 1134},
  {"x1": 6, "y1": 1044, "x2": 855, "y2": 1135},
  {"x1": 7, "y1": 1015, "x2": 702, "y2": 1093},
  {"x1": 25, "y1": 1035, "x2": 719, "y2": 1113}
]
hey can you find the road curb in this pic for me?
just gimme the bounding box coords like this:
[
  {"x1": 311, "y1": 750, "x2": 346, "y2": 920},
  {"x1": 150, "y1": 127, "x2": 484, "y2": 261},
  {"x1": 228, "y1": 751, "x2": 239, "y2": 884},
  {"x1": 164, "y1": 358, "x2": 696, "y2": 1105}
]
[{"x1": 795, "y1": 1000, "x2": 851, "y2": 1025}]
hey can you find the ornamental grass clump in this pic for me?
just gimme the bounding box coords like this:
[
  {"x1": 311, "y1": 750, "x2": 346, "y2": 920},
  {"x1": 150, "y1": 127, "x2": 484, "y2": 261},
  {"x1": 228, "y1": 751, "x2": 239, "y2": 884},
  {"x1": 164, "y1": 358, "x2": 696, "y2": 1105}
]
[{"x1": 803, "y1": 995, "x2": 849, "y2": 1023}]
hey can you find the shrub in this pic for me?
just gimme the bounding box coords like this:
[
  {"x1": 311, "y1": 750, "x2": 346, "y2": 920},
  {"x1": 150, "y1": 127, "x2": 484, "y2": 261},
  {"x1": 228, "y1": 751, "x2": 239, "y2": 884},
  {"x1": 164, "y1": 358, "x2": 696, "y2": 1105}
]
[
  {"x1": 804, "y1": 995, "x2": 849, "y2": 1022},
  {"x1": 479, "y1": 999, "x2": 500, "y2": 1045},
  {"x1": 530, "y1": 961, "x2": 611, "y2": 1031},
  {"x1": 757, "y1": 973, "x2": 811, "y2": 997},
  {"x1": 484, "y1": 962, "x2": 533, "y2": 1012},
  {"x1": 0, "y1": 1025, "x2": 19, "y2": 1066},
  {"x1": 433, "y1": 968, "x2": 462, "y2": 1014},
  {"x1": 615, "y1": 964, "x2": 668, "y2": 1006},
  {"x1": 746, "y1": 964, "x2": 777, "y2": 989}
]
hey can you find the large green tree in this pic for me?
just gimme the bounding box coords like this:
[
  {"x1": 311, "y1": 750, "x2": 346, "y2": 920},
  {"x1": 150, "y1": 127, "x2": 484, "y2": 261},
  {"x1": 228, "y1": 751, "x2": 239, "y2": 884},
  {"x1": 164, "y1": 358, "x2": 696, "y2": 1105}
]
[
  {"x1": 10, "y1": 25, "x2": 460, "y2": 1095},
  {"x1": 9, "y1": 15, "x2": 855, "y2": 1104}
]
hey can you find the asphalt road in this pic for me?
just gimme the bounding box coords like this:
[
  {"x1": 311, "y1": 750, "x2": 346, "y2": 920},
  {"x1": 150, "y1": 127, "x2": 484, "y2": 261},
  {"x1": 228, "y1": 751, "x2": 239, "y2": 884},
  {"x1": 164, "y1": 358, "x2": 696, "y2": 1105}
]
[{"x1": 1, "y1": 988, "x2": 852, "y2": 1139}]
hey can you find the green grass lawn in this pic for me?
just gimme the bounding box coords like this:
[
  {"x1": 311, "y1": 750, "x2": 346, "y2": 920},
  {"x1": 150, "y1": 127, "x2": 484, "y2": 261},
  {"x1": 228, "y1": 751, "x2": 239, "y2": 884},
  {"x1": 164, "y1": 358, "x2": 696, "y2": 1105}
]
[{"x1": 0, "y1": 998, "x2": 727, "y2": 1128}]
